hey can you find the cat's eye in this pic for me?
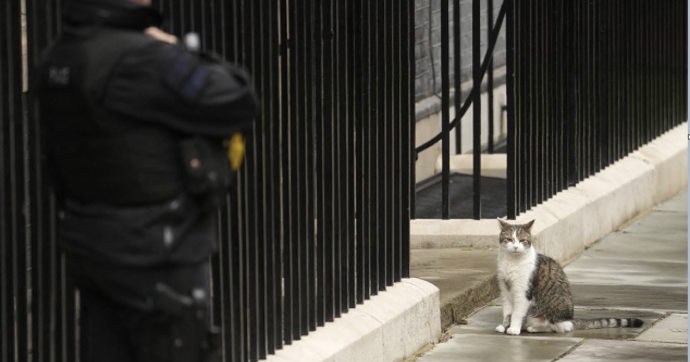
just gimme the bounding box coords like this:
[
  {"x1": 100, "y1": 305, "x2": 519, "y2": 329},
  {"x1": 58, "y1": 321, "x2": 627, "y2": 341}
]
[{"x1": 520, "y1": 240, "x2": 528, "y2": 243}]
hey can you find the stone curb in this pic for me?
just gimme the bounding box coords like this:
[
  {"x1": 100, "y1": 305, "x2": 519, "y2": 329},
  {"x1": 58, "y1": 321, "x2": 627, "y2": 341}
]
[
  {"x1": 264, "y1": 278, "x2": 442, "y2": 362},
  {"x1": 440, "y1": 275, "x2": 500, "y2": 330}
]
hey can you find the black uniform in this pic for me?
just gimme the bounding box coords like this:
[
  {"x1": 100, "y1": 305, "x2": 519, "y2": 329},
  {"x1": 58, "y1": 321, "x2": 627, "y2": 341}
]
[{"x1": 36, "y1": 1, "x2": 259, "y2": 361}]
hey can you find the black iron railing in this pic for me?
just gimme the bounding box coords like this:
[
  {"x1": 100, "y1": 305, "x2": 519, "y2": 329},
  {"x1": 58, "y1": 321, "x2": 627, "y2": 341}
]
[
  {"x1": 506, "y1": 0, "x2": 688, "y2": 219},
  {"x1": 417, "y1": 0, "x2": 687, "y2": 221},
  {"x1": 1, "y1": 1, "x2": 415, "y2": 362}
]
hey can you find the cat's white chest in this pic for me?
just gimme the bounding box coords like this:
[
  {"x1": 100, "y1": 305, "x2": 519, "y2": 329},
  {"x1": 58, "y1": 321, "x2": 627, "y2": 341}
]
[{"x1": 498, "y1": 252, "x2": 536, "y2": 287}]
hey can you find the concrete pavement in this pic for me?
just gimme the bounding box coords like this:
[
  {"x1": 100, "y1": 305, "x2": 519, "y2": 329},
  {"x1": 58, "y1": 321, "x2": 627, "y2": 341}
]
[{"x1": 411, "y1": 191, "x2": 688, "y2": 362}]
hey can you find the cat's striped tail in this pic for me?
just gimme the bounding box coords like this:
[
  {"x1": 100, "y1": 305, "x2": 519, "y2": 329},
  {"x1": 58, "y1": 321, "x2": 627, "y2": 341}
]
[{"x1": 572, "y1": 318, "x2": 644, "y2": 330}]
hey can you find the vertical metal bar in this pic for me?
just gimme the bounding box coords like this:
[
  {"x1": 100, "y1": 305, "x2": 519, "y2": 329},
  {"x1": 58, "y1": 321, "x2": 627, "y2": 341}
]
[
  {"x1": 384, "y1": 0, "x2": 395, "y2": 287},
  {"x1": 506, "y1": 0, "x2": 516, "y2": 219},
  {"x1": 631, "y1": 2, "x2": 636, "y2": 156},
  {"x1": 651, "y1": 2, "x2": 658, "y2": 138},
  {"x1": 680, "y1": 0, "x2": 684, "y2": 126},
  {"x1": 578, "y1": 0, "x2": 585, "y2": 182},
  {"x1": 1, "y1": 1, "x2": 12, "y2": 360},
  {"x1": 662, "y1": 1, "x2": 667, "y2": 132},
  {"x1": 587, "y1": 2, "x2": 592, "y2": 177},
  {"x1": 345, "y1": 0, "x2": 358, "y2": 304},
  {"x1": 249, "y1": 1, "x2": 267, "y2": 358},
  {"x1": 25, "y1": 0, "x2": 55, "y2": 360},
  {"x1": 266, "y1": 0, "x2": 282, "y2": 351},
  {"x1": 546, "y1": 0, "x2": 556, "y2": 199},
  {"x1": 4, "y1": 1, "x2": 29, "y2": 360},
  {"x1": 544, "y1": 0, "x2": 552, "y2": 201},
  {"x1": 391, "y1": 0, "x2": 402, "y2": 283},
  {"x1": 643, "y1": 0, "x2": 649, "y2": 141},
  {"x1": 293, "y1": 0, "x2": 307, "y2": 339},
  {"x1": 630, "y1": 0, "x2": 638, "y2": 151},
  {"x1": 580, "y1": 0, "x2": 587, "y2": 181},
  {"x1": 472, "y1": 0, "x2": 482, "y2": 219},
  {"x1": 520, "y1": 0, "x2": 527, "y2": 214},
  {"x1": 239, "y1": 1, "x2": 260, "y2": 358},
  {"x1": 314, "y1": 0, "x2": 327, "y2": 326},
  {"x1": 222, "y1": 2, "x2": 246, "y2": 358},
  {"x1": 517, "y1": 0, "x2": 528, "y2": 213},
  {"x1": 404, "y1": 0, "x2": 414, "y2": 278},
  {"x1": 453, "y1": 0, "x2": 462, "y2": 155},
  {"x1": 598, "y1": 0, "x2": 608, "y2": 172},
  {"x1": 487, "y1": 0, "x2": 495, "y2": 154},
  {"x1": 364, "y1": 0, "x2": 376, "y2": 298},
  {"x1": 303, "y1": 0, "x2": 316, "y2": 333},
  {"x1": 441, "y1": 0, "x2": 451, "y2": 220},
  {"x1": 280, "y1": 0, "x2": 294, "y2": 345},
  {"x1": 257, "y1": 0, "x2": 272, "y2": 355},
  {"x1": 575, "y1": 1, "x2": 587, "y2": 184},
  {"x1": 353, "y1": 0, "x2": 366, "y2": 304},
  {"x1": 322, "y1": 0, "x2": 336, "y2": 320},
  {"x1": 565, "y1": 0, "x2": 577, "y2": 187},
  {"x1": 335, "y1": 0, "x2": 347, "y2": 313},
  {"x1": 528, "y1": 0, "x2": 537, "y2": 206},
  {"x1": 376, "y1": 0, "x2": 387, "y2": 291},
  {"x1": 409, "y1": 0, "x2": 416, "y2": 224},
  {"x1": 332, "y1": 0, "x2": 341, "y2": 314},
  {"x1": 401, "y1": 0, "x2": 413, "y2": 279},
  {"x1": 550, "y1": 0, "x2": 558, "y2": 200},
  {"x1": 536, "y1": 0, "x2": 544, "y2": 204}
]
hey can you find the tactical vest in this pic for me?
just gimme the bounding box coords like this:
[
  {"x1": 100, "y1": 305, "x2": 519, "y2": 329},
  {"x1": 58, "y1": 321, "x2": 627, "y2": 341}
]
[{"x1": 39, "y1": 27, "x2": 184, "y2": 206}]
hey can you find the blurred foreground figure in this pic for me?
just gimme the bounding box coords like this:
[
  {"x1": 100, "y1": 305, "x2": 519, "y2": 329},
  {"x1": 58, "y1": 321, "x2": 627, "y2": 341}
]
[{"x1": 36, "y1": 0, "x2": 259, "y2": 360}]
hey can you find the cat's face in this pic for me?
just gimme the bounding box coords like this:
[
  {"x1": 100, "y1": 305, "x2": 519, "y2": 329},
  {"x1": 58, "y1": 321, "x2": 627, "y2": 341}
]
[{"x1": 497, "y1": 219, "x2": 535, "y2": 254}]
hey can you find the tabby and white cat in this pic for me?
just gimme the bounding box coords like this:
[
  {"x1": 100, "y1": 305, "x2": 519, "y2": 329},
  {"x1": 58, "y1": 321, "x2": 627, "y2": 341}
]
[{"x1": 495, "y1": 219, "x2": 643, "y2": 335}]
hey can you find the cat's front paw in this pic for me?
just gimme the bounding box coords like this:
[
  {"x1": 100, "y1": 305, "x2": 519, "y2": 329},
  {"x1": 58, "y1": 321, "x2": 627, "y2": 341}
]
[
  {"x1": 495, "y1": 325, "x2": 506, "y2": 333},
  {"x1": 506, "y1": 326, "x2": 521, "y2": 335},
  {"x1": 526, "y1": 326, "x2": 537, "y2": 333}
]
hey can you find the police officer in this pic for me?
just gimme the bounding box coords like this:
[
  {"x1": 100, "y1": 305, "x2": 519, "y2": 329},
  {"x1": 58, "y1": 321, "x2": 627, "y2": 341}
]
[{"x1": 36, "y1": 0, "x2": 259, "y2": 360}]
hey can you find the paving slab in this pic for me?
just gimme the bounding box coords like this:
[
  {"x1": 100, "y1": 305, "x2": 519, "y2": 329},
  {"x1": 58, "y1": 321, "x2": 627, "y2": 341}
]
[
  {"x1": 557, "y1": 339, "x2": 687, "y2": 362},
  {"x1": 565, "y1": 258, "x2": 688, "y2": 288},
  {"x1": 569, "y1": 284, "x2": 688, "y2": 311},
  {"x1": 652, "y1": 194, "x2": 687, "y2": 212},
  {"x1": 575, "y1": 233, "x2": 688, "y2": 263},
  {"x1": 636, "y1": 314, "x2": 688, "y2": 344},
  {"x1": 617, "y1": 212, "x2": 687, "y2": 235},
  {"x1": 616, "y1": 191, "x2": 686, "y2": 238},
  {"x1": 562, "y1": 191, "x2": 688, "y2": 313},
  {"x1": 447, "y1": 306, "x2": 659, "y2": 340},
  {"x1": 415, "y1": 334, "x2": 582, "y2": 362},
  {"x1": 410, "y1": 248, "x2": 496, "y2": 307}
]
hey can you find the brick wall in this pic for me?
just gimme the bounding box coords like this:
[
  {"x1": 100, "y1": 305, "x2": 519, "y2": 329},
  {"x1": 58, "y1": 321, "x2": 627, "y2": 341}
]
[{"x1": 414, "y1": 0, "x2": 506, "y2": 103}]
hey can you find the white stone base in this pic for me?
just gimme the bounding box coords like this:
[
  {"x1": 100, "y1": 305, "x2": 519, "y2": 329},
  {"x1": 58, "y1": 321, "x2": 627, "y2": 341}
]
[
  {"x1": 411, "y1": 122, "x2": 688, "y2": 265},
  {"x1": 264, "y1": 278, "x2": 441, "y2": 362}
]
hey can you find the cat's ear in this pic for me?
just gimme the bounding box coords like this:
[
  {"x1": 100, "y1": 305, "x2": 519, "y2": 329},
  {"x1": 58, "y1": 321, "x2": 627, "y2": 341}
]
[
  {"x1": 497, "y1": 218, "x2": 512, "y2": 231},
  {"x1": 522, "y1": 219, "x2": 535, "y2": 232}
]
